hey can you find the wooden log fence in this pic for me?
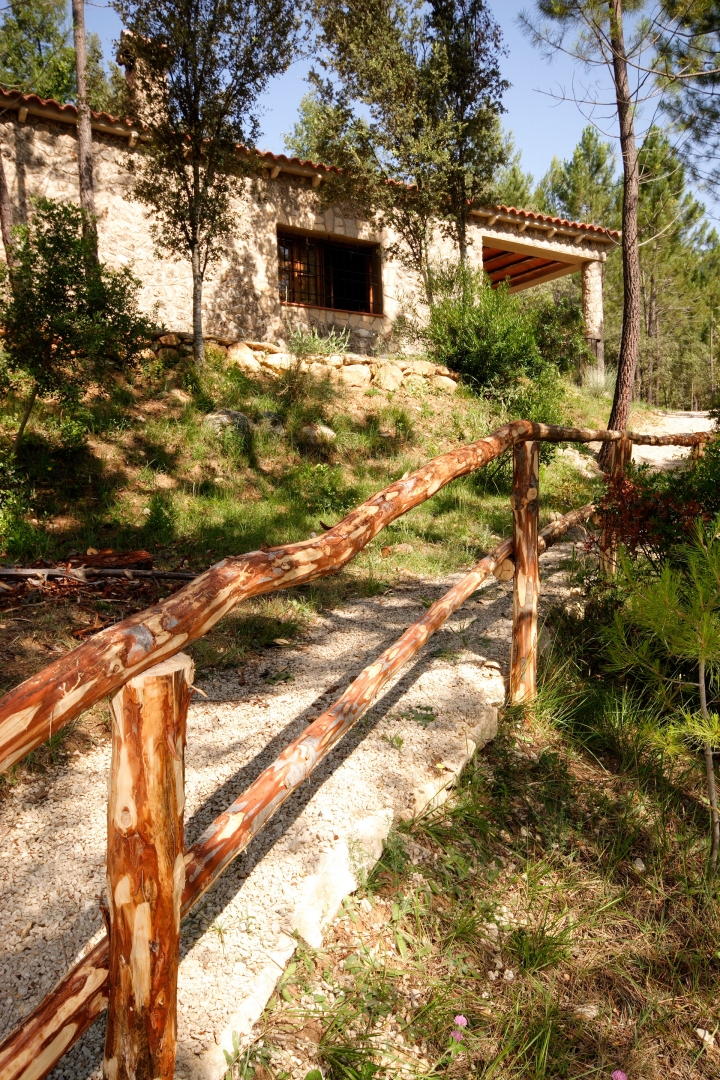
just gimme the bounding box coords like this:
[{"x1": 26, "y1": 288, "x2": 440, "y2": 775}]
[{"x1": 0, "y1": 422, "x2": 710, "y2": 1080}]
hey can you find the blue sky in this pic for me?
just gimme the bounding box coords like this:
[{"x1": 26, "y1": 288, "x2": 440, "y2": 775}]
[
  {"x1": 84, "y1": 0, "x2": 607, "y2": 187},
  {"x1": 83, "y1": 0, "x2": 716, "y2": 218}
]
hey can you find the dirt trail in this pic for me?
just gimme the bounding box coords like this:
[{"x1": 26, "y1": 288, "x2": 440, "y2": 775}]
[{"x1": 628, "y1": 408, "x2": 714, "y2": 467}]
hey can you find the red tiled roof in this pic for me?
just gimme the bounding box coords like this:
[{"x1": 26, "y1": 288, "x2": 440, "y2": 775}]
[
  {"x1": 0, "y1": 85, "x2": 136, "y2": 130},
  {"x1": 489, "y1": 204, "x2": 618, "y2": 239},
  {"x1": 0, "y1": 88, "x2": 618, "y2": 238}
]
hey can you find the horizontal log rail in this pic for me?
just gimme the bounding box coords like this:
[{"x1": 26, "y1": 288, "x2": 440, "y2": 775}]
[
  {"x1": 0, "y1": 502, "x2": 595, "y2": 1080},
  {"x1": 0, "y1": 421, "x2": 709, "y2": 776},
  {"x1": 0, "y1": 420, "x2": 711, "y2": 1080}
]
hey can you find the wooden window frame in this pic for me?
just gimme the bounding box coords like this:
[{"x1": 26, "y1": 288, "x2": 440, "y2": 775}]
[{"x1": 277, "y1": 231, "x2": 383, "y2": 316}]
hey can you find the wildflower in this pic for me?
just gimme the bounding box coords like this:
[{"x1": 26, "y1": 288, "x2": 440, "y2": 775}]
[
  {"x1": 450, "y1": 1029, "x2": 464, "y2": 1042},
  {"x1": 454, "y1": 1015, "x2": 468, "y2": 1028},
  {"x1": 612, "y1": 1071, "x2": 628, "y2": 1080}
]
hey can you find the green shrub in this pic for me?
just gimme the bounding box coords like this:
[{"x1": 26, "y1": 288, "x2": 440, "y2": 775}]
[
  {"x1": 531, "y1": 293, "x2": 593, "y2": 376},
  {"x1": 288, "y1": 324, "x2": 350, "y2": 357},
  {"x1": 0, "y1": 197, "x2": 156, "y2": 450},
  {"x1": 425, "y1": 264, "x2": 542, "y2": 390}
]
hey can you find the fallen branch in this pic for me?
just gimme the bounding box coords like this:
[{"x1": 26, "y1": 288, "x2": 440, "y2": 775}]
[
  {"x1": 0, "y1": 568, "x2": 196, "y2": 581},
  {"x1": 0, "y1": 501, "x2": 595, "y2": 1080}
]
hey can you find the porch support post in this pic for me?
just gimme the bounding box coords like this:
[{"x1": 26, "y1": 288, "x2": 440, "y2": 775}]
[{"x1": 510, "y1": 440, "x2": 540, "y2": 704}]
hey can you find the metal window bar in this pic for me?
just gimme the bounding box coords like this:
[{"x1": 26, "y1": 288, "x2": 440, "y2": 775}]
[{"x1": 277, "y1": 232, "x2": 382, "y2": 315}]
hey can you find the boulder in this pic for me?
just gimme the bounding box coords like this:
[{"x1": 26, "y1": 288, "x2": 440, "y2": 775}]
[
  {"x1": 157, "y1": 332, "x2": 180, "y2": 347},
  {"x1": 300, "y1": 423, "x2": 337, "y2": 445},
  {"x1": 405, "y1": 359, "x2": 436, "y2": 376},
  {"x1": 156, "y1": 347, "x2": 181, "y2": 363},
  {"x1": 226, "y1": 341, "x2": 258, "y2": 365},
  {"x1": 203, "y1": 410, "x2": 252, "y2": 435},
  {"x1": 340, "y1": 364, "x2": 372, "y2": 387},
  {"x1": 260, "y1": 352, "x2": 296, "y2": 371},
  {"x1": 374, "y1": 363, "x2": 404, "y2": 392},
  {"x1": 342, "y1": 353, "x2": 373, "y2": 366},
  {"x1": 325, "y1": 354, "x2": 345, "y2": 369},
  {"x1": 433, "y1": 375, "x2": 458, "y2": 394},
  {"x1": 244, "y1": 341, "x2": 282, "y2": 354}
]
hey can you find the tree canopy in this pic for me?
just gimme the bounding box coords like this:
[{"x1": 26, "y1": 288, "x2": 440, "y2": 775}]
[{"x1": 0, "y1": 0, "x2": 125, "y2": 114}]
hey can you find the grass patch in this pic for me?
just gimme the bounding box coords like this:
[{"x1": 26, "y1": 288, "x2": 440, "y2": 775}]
[{"x1": 243, "y1": 663, "x2": 720, "y2": 1079}]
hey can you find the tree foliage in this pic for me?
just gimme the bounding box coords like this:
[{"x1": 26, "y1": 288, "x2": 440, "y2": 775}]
[
  {"x1": 0, "y1": 0, "x2": 125, "y2": 113},
  {"x1": 291, "y1": 0, "x2": 507, "y2": 291},
  {"x1": 0, "y1": 198, "x2": 154, "y2": 447},
  {"x1": 535, "y1": 126, "x2": 619, "y2": 226},
  {"x1": 117, "y1": 0, "x2": 304, "y2": 362}
]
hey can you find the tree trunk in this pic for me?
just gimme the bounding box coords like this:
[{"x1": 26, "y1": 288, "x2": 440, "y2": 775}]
[
  {"x1": 699, "y1": 658, "x2": 719, "y2": 871},
  {"x1": 602, "y1": 0, "x2": 640, "y2": 461},
  {"x1": 0, "y1": 149, "x2": 15, "y2": 265},
  {"x1": 71, "y1": 0, "x2": 97, "y2": 253},
  {"x1": 599, "y1": 434, "x2": 632, "y2": 574},
  {"x1": 510, "y1": 440, "x2": 540, "y2": 704},
  {"x1": 103, "y1": 653, "x2": 192, "y2": 1080},
  {"x1": 191, "y1": 245, "x2": 205, "y2": 365},
  {"x1": 14, "y1": 383, "x2": 39, "y2": 453}
]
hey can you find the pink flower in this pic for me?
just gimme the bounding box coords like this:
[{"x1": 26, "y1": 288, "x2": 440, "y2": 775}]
[
  {"x1": 450, "y1": 1029, "x2": 464, "y2": 1042},
  {"x1": 612, "y1": 1071, "x2": 628, "y2": 1080},
  {"x1": 454, "y1": 1015, "x2": 468, "y2": 1027}
]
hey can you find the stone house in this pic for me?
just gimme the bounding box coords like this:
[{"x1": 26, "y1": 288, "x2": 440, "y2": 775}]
[{"x1": 0, "y1": 87, "x2": 617, "y2": 362}]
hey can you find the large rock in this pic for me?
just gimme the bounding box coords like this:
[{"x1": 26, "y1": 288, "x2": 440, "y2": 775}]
[
  {"x1": 405, "y1": 359, "x2": 437, "y2": 376},
  {"x1": 300, "y1": 422, "x2": 337, "y2": 445},
  {"x1": 374, "y1": 363, "x2": 404, "y2": 391},
  {"x1": 203, "y1": 410, "x2": 252, "y2": 435},
  {"x1": 340, "y1": 364, "x2": 372, "y2": 387},
  {"x1": 226, "y1": 342, "x2": 258, "y2": 365},
  {"x1": 157, "y1": 332, "x2": 180, "y2": 347},
  {"x1": 433, "y1": 375, "x2": 458, "y2": 394},
  {"x1": 260, "y1": 352, "x2": 296, "y2": 371}
]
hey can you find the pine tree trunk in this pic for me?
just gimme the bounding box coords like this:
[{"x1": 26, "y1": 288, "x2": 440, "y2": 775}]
[
  {"x1": 602, "y1": 0, "x2": 640, "y2": 462},
  {"x1": 71, "y1": 0, "x2": 97, "y2": 253},
  {"x1": 0, "y1": 149, "x2": 15, "y2": 265},
  {"x1": 191, "y1": 246, "x2": 205, "y2": 365}
]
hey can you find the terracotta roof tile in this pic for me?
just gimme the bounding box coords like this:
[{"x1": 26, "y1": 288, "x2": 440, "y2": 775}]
[{"x1": 0, "y1": 88, "x2": 618, "y2": 237}]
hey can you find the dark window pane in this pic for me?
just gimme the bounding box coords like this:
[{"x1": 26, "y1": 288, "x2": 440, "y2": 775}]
[{"x1": 277, "y1": 233, "x2": 381, "y2": 315}]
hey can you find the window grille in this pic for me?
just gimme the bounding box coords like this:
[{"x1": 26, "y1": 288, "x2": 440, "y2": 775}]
[{"x1": 277, "y1": 232, "x2": 382, "y2": 315}]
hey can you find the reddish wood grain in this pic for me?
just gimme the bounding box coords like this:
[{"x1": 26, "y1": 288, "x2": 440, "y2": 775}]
[
  {"x1": 103, "y1": 654, "x2": 192, "y2": 1080},
  {"x1": 0, "y1": 423, "x2": 706, "y2": 776},
  {"x1": 599, "y1": 434, "x2": 633, "y2": 575},
  {"x1": 510, "y1": 441, "x2": 540, "y2": 704},
  {"x1": 0, "y1": 502, "x2": 597, "y2": 1080}
]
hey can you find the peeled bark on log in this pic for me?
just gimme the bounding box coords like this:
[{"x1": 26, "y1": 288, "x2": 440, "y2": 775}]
[
  {"x1": 0, "y1": 502, "x2": 596, "y2": 1080},
  {"x1": 510, "y1": 442, "x2": 540, "y2": 704},
  {"x1": 103, "y1": 654, "x2": 192, "y2": 1080},
  {"x1": 0, "y1": 423, "x2": 707, "y2": 779},
  {"x1": 599, "y1": 435, "x2": 632, "y2": 576}
]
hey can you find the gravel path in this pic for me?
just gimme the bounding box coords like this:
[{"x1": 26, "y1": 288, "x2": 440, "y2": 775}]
[
  {"x1": 629, "y1": 409, "x2": 714, "y2": 467},
  {"x1": 0, "y1": 541, "x2": 585, "y2": 1080}
]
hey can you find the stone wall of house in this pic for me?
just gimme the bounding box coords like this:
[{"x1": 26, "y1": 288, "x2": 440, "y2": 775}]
[
  {"x1": 0, "y1": 114, "x2": 459, "y2": 352},
  {"x1": 0, "y1": 111, "x2": 608, "y2": 356}
]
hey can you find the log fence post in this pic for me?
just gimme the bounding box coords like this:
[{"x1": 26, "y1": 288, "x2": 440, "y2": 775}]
[
  {"x1": 510, "y1": 440, "x2": 540, "y2": 704},
  {"x1": 599, "y1": 434, "x2": 633, "y2": 575},
  {"x1": 103, "y1": 653, "x2": 193, "y2": 1080}
]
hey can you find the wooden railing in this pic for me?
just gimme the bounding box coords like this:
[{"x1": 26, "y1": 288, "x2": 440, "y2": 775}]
[{"x1": 0, "y1": 420, "x2": 709, "y2": 1080}]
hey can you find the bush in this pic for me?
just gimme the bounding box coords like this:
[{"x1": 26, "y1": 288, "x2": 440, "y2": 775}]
[
  {"x1": 0, "y1": 197, "x2": 156, "y2": 449},
  {"x1": 288, "y1": 324, "x2": 350, "y2": 357},
  {"x1": 425, "y1": 264, "x2": 542, "y2": 390},
  {"x1": 531, "y1": 293, "x2": 593, "y2": 377},
  {"x1": 596, "y1": 436, "x2": 720, "y2": 564}
]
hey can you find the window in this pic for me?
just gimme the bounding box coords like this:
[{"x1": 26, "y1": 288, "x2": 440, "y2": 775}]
[{"x1": 277, "y1": 232, "x2": 382, "y2": 315}]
